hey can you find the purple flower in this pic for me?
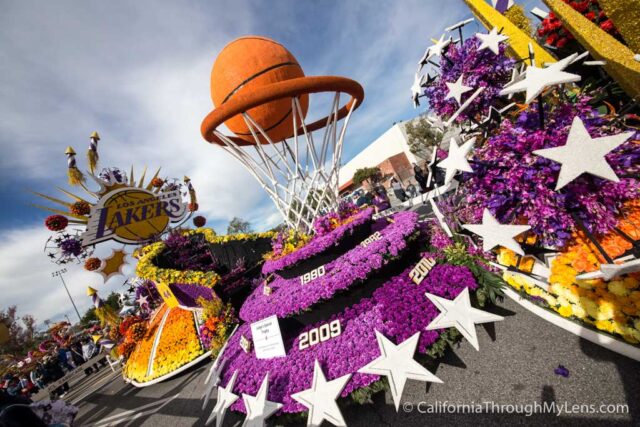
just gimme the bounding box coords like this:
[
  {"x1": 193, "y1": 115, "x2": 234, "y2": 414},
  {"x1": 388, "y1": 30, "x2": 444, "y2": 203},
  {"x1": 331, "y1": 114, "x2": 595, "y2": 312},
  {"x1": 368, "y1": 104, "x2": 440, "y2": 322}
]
[
  {"x1": 461, "y1": 100, "x2": 640, "y2": 247},
  {"x1": 424, "y1": 38, "x2": 515, "y2": 122},
  {"x1": 58, "y1": 237, "x2": 82, "y2": 256},
  {"x1": 242, "y1": 212, "x2": 420, "y2": 322},
  {"x1": 262, "y1": 208, "x2": 374, "y2": 275},
  {"x1": 219, "y1": 263, "x2": 478, "y2": 414},
  {"x1": 554, "y1": 365, "x2": 570, "y2": 378}
]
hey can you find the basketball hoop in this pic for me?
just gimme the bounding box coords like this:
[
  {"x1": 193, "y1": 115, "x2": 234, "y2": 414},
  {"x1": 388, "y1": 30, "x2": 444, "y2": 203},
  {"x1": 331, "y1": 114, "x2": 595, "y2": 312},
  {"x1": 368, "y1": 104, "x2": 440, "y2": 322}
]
[{"x1": 201, "y1": 76, "x2": 364, "y2": 232}]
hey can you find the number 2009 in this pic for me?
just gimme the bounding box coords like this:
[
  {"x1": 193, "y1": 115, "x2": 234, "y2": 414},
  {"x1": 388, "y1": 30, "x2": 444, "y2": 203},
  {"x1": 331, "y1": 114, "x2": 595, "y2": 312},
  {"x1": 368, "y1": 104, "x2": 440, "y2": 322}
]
[{"x1": 298, "y1": 320, "x2": 341, "y2": 350}]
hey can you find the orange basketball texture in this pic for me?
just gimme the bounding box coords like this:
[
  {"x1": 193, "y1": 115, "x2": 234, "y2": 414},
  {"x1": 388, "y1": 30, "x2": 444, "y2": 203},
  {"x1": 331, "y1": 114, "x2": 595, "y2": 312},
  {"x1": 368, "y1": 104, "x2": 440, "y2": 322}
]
[{"x1": 210, "y1": 36, "x2": 309, "y2": 143}]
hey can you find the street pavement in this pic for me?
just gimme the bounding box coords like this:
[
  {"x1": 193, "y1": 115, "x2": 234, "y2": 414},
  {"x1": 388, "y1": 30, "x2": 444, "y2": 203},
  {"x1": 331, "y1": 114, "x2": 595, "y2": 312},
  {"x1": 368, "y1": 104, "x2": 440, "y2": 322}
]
[{"x1": 74, "y1": 295, "x2": 640, "y2": 427}]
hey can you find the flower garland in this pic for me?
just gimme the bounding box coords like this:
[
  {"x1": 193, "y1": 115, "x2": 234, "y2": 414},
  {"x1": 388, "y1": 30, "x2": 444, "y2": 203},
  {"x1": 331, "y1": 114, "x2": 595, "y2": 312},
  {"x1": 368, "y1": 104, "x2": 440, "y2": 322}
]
[
  {"x1": 424, "y1": 37, "x2": 515, "y2": 123},
  {"x1": 242, "y1": 211, "x2": 419, "y2": 322},
  {"x1": 504, "y1": 273, "x2": 640, "y2": 343},
  {"x1": 136, "y1": 228, "x2": 275, "y2": 289},
  {"x1": 219, "y1": 264, "x2": 478, "y2": 414},
  {"x1": 261, "y1": 208, "x2": 374, "y2": 275}
]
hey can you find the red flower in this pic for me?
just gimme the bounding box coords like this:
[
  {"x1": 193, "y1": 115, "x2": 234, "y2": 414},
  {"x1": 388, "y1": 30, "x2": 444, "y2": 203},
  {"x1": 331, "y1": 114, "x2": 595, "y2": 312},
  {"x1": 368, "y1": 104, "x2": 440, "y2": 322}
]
[
  {"x1": 600, "y1": 19, "x2": 614, "y2": 32},
  {"x1": 45, "y1": 215, "x2": 68, "y2": 231},
  {"x1": 584, "y1": 11, "x2": 595, "y2": 21},
  {"x1": 193, "y1": 216, "x2": 206, "y2": 227},
  {"x1": 84, "y1": 257, "x2": 102, "y2": 271},
  {"x1": 556, "y1": 37, "x2": 569, "y2": 48},
  {"x1": 70, "y1": 200, "x2": 91, "y2": 216}
]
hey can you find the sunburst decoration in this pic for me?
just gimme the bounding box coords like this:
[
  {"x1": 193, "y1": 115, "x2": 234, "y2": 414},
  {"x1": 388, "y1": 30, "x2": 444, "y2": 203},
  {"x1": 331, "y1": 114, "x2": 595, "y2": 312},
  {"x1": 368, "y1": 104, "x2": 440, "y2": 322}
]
[
  {"x1": 33, "y1": 142, "x2": 197, "y2": 256},
  {"x1": 97, "y1": 249, "x2": 129, "y2": 282}
]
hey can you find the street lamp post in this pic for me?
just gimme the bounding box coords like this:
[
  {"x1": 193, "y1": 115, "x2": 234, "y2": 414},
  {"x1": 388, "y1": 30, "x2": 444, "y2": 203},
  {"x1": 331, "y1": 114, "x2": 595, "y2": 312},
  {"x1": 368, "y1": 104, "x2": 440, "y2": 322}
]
[{"x1": 51, "y1": 268, "x2": 83, "y2": 323}]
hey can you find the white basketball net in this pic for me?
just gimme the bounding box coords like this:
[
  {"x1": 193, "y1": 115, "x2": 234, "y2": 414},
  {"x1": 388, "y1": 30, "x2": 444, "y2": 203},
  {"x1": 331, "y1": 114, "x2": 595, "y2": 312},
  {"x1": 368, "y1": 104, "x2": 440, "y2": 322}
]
[{"x1": 213, "y1": 93, "x2": 357, "y2": 232}]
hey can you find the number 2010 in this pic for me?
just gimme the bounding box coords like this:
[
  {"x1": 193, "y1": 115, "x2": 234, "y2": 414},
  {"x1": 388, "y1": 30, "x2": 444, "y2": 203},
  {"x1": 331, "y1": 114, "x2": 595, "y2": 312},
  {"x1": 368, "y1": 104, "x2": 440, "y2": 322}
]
[{"x1": 298, "y1": 320, "x2": 341, "y2": 350}]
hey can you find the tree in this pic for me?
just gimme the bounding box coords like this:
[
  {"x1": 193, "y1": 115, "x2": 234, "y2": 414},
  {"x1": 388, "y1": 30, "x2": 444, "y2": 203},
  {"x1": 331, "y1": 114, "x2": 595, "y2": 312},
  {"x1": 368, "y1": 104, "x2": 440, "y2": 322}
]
[
  {"x1": 227, "y1": 217, "x2": 253, "y2": 235},
  {"x1": 353, "y1": 167, "x2": 382, "y2": 187},
  {"x1": 0, "y1": 306, "x2": 37, "y2": 355},
  {"x1": 404, "y1": 116, "x2": 440, "y2": 159}
]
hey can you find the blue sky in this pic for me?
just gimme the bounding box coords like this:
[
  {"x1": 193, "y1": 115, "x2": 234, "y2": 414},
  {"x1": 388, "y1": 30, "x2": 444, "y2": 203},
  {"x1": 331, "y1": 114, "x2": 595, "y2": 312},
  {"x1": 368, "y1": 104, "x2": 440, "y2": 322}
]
[{"x1": 0, "y1": 0, "x2": 544, "y2": 324}]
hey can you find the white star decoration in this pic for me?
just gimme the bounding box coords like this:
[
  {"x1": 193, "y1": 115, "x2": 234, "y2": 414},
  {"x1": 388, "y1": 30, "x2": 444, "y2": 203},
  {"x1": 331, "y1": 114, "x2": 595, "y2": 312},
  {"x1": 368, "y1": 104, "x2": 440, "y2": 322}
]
[
  {"x1": 411, "y1": 73, "x2": 426, "y2": 107},
  {"x1": 202, "y1": 359, "x2": 228, "y2": 410},
  {"x1": 427, "y1": 34, "x2": 452, "y2": 58},
  {"x1": 476, "y1": 27, "x2": 509, "y2": 55},
  {"x1": 358, "y1": 331, "x2": 442, "y2": 411},
  {"x1": 532, "y1": 116, "x2": 632, "y2": 190},
  {"x1": 436, "y1": 137, "x2": 475, "y2": 184},
  {"x1": 291, "y1": 360, "x2": 351, "y2": 427},
  {"x1": 425, "y1": 288, "x2": 504, "y2": 351},
  {"x1": 445, "y1": 74, "x2": 473, "y2": 105},
  {"x1": 136, "y1": 295, "x2": 148, "y2": 307},
  {"x1": 242, "y1": 373, "x2": 282, "y2": 427},
  {"x1": 427, "y1": 114, "x2": 447, "y2": 133},
  {"x1": 499, "y1": 58, "x2": 581, "y2": 104},
  {"x1": 576, "y1": 259, "x2": 640, "y2": 281},
  {"x1": 463, "y1": 209, "x2": 531, "y2": 256},
  {"x1": 206, "y1": 370, "x2": 239, "y2": 427}
]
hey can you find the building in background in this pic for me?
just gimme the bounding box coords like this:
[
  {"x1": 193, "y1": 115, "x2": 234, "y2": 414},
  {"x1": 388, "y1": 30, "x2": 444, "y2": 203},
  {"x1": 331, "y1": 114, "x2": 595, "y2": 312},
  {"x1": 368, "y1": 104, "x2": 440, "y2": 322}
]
[{"x1": 338, "y1": 117, "x2": 426, "y2": 195}]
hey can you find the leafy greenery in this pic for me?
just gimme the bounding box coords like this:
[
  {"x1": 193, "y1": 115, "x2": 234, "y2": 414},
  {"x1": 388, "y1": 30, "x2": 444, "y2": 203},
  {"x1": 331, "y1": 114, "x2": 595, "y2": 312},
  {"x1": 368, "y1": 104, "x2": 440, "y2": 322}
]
[
  {"x1": 443, "y1": 242, "x2": 505, "y2": 306},
  {"x1": 404, "y1": 116, "x2": 440, "y2": 159},
  {"x1": 352, "y1": 166, "x2": 382, "y2": 186},
  {"x1": 0, "y1": 306, "x2": 37, "y2": 356},
  {"x1": 226, "y1": 217, "x2": 253, "y2": 235}
]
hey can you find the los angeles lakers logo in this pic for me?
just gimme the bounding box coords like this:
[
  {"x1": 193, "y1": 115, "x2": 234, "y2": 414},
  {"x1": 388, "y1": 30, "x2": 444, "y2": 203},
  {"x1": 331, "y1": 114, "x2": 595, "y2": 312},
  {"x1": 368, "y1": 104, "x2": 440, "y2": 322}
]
[{"x1": 82, "y1": 187, "x2": 187, "y2": 246}]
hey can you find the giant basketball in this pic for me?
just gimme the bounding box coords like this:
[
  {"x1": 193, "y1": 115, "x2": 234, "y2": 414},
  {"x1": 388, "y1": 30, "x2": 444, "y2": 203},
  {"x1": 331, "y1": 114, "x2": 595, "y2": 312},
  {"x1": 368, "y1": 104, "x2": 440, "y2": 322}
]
[{"x1": 210, "y1": 36, "x2": 309, "y2": 144}]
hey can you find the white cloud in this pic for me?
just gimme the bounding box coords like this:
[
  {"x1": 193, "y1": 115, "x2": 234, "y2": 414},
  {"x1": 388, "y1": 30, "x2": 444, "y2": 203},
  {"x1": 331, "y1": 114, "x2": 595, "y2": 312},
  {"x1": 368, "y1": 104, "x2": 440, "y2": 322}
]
[{"x1": 0, "y1": 225, "x2": 133, "y2": 325}]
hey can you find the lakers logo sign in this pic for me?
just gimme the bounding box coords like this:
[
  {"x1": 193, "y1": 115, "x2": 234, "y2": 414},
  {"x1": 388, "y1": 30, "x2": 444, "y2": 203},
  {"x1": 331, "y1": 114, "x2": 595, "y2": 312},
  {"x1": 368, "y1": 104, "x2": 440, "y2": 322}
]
[{"x1": 82, "y1": 187, "x2": 187, "y2": 246}]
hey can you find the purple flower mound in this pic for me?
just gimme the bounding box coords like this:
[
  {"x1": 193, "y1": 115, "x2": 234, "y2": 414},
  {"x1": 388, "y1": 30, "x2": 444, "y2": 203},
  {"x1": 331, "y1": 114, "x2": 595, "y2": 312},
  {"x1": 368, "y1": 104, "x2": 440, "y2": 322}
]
[
  {"x1": 219, "y1": 263, "x2": 478, "y2": 414},
  {"x1": 241, "y1": 211, "x2": 419, "y2": 322},
  {"x1": 261, "y1": 208, "x2": 374, "y2": 276},
  {"x1": 169, "y1": 283, "x2": 215, "y2": 307},
  {"x1": 463, "y1": 99, "x2": 640, "y2": 247},
  {"x1": 424, "y1": 37, "x2": 515, "y2": 122}
]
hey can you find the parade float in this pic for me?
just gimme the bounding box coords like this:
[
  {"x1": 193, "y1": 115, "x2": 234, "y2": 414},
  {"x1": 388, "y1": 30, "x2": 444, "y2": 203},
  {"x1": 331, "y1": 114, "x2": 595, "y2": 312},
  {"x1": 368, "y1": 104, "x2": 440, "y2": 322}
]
[
  {"x1": 408, "y1": 0, "x2": 640, "y2": 363},
  {"x1": 194, "y1": 35, "x2": 506, "y2": 427},
  {"x1": 31, "y1": 134, "x2": 274, "y2": 386}
]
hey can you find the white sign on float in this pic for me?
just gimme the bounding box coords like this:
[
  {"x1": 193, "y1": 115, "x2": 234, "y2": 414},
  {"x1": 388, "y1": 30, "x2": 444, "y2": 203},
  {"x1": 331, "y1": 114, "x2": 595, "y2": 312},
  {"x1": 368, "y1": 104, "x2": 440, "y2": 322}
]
[{"x1": 250, "y1": 315, "x2": 286, "y2": 359}]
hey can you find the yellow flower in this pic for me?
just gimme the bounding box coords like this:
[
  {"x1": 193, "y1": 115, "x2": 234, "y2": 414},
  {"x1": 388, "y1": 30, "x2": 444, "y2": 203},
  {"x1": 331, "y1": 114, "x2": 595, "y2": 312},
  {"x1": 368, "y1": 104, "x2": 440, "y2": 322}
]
[
  {"x1": 558, "y1": 305, "x2": 572, "y2": 318},
  {"x1": 608, "y1": 280, "x2": 629, "y2": 297},
  {"x1": 595, "y1": 319, "x2": 615, "y2": 334},
  {"x1": 580, "y1": 297, "x2": 600, "y2": 319},
  {"x1": 571, "y1": 304, "x2": 587, "y2": 319},
  {"x1": 596, "y1": 301, "x2": 615, "y2": 320}
]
